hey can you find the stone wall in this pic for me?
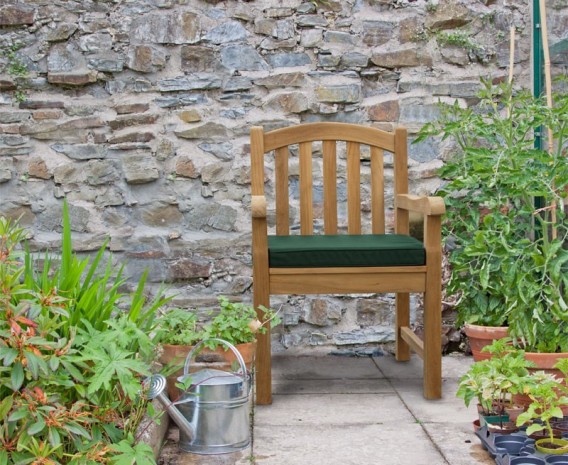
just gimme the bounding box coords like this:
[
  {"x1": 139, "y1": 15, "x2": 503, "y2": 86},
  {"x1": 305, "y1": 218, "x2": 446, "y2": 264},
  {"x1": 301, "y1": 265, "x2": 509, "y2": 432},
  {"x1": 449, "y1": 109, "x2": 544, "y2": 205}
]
[{"x1": 1, "y1": 0, "x2": 565, "y2": 350}]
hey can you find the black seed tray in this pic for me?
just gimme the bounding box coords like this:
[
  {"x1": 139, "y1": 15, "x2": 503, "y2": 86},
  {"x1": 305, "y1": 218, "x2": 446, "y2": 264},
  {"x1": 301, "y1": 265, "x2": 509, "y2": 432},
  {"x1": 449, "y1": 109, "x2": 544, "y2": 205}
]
[{"x1": 476, "y1": 426, "x2": 568, "y2": 465}]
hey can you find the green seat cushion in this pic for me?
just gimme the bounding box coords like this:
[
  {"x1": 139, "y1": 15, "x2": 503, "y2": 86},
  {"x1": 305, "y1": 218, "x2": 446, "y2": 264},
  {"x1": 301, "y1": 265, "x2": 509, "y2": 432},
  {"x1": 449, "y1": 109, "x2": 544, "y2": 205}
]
[{"x1": 268, "y1": 234, "x2": 425, "y2": 268}]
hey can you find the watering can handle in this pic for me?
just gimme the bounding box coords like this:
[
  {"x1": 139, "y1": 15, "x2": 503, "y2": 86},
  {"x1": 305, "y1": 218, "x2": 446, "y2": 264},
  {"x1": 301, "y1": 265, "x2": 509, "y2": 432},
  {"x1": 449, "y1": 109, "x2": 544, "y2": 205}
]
[{"x1": 183, "y1": 338, "x2": 248, "y2": 380}]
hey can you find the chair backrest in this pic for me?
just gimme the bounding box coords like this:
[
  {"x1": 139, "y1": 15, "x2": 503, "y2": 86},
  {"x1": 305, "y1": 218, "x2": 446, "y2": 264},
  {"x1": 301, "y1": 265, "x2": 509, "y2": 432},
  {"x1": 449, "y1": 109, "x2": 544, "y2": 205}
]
[{"x1": 250, "y1": 122, "x2": 409, "y2": 237}]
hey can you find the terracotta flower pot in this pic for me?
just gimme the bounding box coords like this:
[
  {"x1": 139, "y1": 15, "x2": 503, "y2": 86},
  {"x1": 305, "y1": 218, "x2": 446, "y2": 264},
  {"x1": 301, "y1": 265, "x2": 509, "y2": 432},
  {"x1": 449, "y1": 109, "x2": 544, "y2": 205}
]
[
  {"x1": 464, "y1": 323, "x2": 509, "y2": 361},
  {"x1": 512, "y1": 351, "x2": 568, "y2": 414},
  {"x1": 159, "y1": 341, "x2": 256, "y2": 400}
]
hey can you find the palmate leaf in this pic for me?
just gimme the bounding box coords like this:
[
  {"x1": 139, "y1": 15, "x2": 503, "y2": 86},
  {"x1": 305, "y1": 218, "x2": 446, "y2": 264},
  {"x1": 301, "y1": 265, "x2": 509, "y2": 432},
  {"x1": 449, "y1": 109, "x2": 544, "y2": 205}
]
[{"x1": 110, "y1": 440, "x2": 155, "y2": 465}]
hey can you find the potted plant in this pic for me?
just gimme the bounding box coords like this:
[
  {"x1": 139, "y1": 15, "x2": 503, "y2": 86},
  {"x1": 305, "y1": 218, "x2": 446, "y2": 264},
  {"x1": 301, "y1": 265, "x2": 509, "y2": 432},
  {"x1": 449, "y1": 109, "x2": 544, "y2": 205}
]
[
  {"x1": 516, "y1": 361, "x2": 568, "y2": 453},
  {"x1": 457, "y1": 338, "x2": 533, "y2": 432},
  {"x1": 417, "y1": 79, "x2": 568, "y2": 362},
  {"x1": 154, "y1": 297, "x2": 281, "y2": 399},
  {"x1": 0, "y1": 213, "x2": 166, "y2": 465}
]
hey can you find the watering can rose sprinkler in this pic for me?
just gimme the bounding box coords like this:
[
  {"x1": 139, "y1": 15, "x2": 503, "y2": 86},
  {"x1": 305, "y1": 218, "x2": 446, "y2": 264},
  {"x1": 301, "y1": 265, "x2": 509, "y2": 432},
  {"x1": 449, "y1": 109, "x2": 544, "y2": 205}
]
[{"x1": 144, "y1": 338, "x2": 253, "y2": 455}]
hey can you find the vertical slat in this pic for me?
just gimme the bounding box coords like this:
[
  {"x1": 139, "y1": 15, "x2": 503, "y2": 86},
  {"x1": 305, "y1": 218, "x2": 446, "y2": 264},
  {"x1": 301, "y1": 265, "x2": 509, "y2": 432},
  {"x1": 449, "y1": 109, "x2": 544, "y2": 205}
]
[
  {"x1": 250, "y1": 126, "x2": 272, "y2": 404},
  {"x1": 395, "y1": 293, "x2": 411, "y2": 362},
  {"x1": 347, "y1": 141, "x2": 361, "y2": 234},
  {"x1": 250, "y1": 127, "x2": 266, "y2": 196},
  {"x1": 394, "y1": 128, "x2": 409, "y2": 235},
  {"x1": 423, "y1": 213, "x2": 443, "y2": 400},
  {"x1": 299, "y1": 141, "x2": 313, "y2": 235},
  {"x1": 323, "y1": 140, "x2": 338, "y2": 235},
  {"x1": 371, "y1": 146, "x2": 385, "y2": 234},
  {"x1": 275, "y1": 147, "x2": 289, "y2": 236}
]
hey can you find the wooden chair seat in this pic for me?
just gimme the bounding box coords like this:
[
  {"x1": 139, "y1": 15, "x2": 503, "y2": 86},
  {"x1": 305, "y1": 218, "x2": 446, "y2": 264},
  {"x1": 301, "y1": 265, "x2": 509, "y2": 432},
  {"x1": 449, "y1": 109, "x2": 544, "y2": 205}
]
[
  {"x1": 268, "y1": 234, "x2": 425, "y2": 268},
  {"x1": 249, "y1": 122, "x2": 445, "y2": 405}
]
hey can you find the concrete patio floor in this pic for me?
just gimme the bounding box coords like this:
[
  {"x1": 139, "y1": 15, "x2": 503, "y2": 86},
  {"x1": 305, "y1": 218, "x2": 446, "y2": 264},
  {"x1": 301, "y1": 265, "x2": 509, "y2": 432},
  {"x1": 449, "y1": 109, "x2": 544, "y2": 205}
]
[{"x1": 160, "y1": 349, "x2": 493, "y2": 465}]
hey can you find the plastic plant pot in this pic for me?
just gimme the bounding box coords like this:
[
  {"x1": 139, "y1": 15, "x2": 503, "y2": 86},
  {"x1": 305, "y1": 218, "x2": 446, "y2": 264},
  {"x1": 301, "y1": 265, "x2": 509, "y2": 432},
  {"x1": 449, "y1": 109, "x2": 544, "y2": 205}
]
[
  {"x1": 509, "y1": 457, "x2": 545, "y2": 465},
  {"x1": 495, "y1": 435, "x2": 528, "y2": 456},
  {"x1": 545, "y1": 456, "x2": 568, "y2": 464},
  {"x1": 536, "y1": 439, "x2": 568, "y2": 455}
]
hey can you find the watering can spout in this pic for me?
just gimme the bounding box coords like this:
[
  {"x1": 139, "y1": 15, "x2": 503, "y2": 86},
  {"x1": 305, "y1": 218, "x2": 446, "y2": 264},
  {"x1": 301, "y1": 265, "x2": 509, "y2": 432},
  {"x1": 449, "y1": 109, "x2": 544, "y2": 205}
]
[{"x1": 143, "y1": 374, "x2": 194, "y2": 441}]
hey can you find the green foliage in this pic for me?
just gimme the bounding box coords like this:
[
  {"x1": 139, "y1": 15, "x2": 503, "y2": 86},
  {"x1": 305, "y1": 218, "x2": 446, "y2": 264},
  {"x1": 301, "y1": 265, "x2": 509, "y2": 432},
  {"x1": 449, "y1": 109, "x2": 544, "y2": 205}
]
[
  {"x1": 0, "y1": 213, "x2": 164, "y2": 465},
  {"x1": 435, "y1": 30, "x2": 484, "y2": 55},
  {"x1": 417, "y1": 79, "x2": 568, "y2": 351},
  {"x1": 154, "y1": 308, "x2": 202, "y2": 346},
  {"x1": 22, "y1": 200, "x2": 171, "y2": 345},
  {"x1": 202, "y1": 296, "x2": 281, "y2": 348},
  {"x1": 0, "y1": 43, "x2": 29, "y2": 102},
  {"x1": 456, "y1": 338, "x2": 534, "y2": 415},
  {"x1": 516, "y1": 365, "x2": 568, "y2": 443}
]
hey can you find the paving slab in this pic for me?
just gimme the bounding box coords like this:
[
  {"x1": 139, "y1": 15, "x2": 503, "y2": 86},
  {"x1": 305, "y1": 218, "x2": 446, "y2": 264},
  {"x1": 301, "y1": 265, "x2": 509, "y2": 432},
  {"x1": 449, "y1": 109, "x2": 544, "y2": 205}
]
[{"x1": 273, "y1": 377, "x2": 393, "y2": 395}]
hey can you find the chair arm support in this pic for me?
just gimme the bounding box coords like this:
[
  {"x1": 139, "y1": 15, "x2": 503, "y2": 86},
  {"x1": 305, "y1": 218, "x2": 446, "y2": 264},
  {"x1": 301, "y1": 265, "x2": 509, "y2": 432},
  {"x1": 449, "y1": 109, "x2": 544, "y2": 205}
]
[
  {"x1": 397, "y1": 194, "x2": 445, "y2": 216},
  {"x1": 251, "y1": 195, "x2": 267, "y2": 218}
]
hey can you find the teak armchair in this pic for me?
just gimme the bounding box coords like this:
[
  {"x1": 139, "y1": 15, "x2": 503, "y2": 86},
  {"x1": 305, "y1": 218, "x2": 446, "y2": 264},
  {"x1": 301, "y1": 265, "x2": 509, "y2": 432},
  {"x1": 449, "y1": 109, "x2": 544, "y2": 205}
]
[{"x1": 250, "y1": 122, "x2": 445, "y2": 405}]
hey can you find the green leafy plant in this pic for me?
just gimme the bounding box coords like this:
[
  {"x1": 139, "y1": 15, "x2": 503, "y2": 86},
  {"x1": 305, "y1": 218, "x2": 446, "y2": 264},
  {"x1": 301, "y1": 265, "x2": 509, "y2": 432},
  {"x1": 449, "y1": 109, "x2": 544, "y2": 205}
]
[
  {"x1": 154, "y1": 308, "x2": 202, "y2": 346},
  {"x1": 417, "y1": 79, "x2": 568, "y2": 351},
  {"x1": 0, "y1": 213, "x2": 165, "y2": 465},
  {"x1": 202, "y1": 296, "x2": 281, "y2": 349},
  {"x1": 21, "y1": 200, "x2": 171, "y2": 345},
  {"x1": 0, "y1": 43, "x2": 29, "y2": 103},
  {"x1": 457, "y1": 338, "x2": 534, "y2": 416},
  {"x1": 516, "y1": 359, "x2": 568, "y2": 446}
]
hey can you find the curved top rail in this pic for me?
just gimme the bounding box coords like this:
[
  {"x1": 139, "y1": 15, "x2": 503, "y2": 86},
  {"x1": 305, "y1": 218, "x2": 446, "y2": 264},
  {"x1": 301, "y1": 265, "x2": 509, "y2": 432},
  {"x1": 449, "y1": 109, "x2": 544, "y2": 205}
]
[{"x1": 258, "y1": 122, "x2": 397, "y2": 153}]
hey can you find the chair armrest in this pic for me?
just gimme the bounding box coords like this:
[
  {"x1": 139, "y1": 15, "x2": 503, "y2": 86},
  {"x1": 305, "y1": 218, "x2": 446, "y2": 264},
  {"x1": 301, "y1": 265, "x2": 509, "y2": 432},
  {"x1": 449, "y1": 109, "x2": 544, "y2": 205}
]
[
  {"x1": 397, "y1": 194, "x2": 445, "y2": 216},
  {"x1": 251, "y1": 195, "x2": 267, "y2": 218}
]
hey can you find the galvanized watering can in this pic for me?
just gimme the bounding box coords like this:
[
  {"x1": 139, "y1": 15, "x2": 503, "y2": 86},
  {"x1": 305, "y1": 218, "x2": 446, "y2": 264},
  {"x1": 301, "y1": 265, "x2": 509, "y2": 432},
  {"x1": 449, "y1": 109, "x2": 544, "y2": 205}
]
[{"x1": 145, "y1": 338, "x2": 252, "y2": 455}]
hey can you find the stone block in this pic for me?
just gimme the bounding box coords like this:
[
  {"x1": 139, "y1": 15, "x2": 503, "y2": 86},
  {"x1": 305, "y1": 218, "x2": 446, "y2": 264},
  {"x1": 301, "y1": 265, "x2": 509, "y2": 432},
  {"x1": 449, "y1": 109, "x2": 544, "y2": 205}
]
[
  {"x1": 223, "y1": 78, "x2": 252, "y2": 95},
  {"x1": 175, "y1": 122, "x2": 229, "y2": 141},
  {"x1": 316, "y1": 84, "x2": 361, "y2": 103},
  {"x1": 53, "y1": 163, "x2": 86, "y2": 185},
  {"x1": 126, "y1": 45, "x2": 168, "y2": 73},
  {"x1": 32, "y1": 110, "x2": 63, "y2": 120},
  {"x1": 167, "y1": 256, "x2": 212, "y2": 281},
  {"x1": 122, "y1": 153, "x2": 160, "y2": 184},
  {"x1": 255, "y1": 19, "x2": 276, "y2": 36},
  {"x1": 325, "y1": 31, "x2": 356, "y2": 45},
  {"x1": 367, "y1": 100, "x2": 400, "y2": 122},
  {"x1": 203, "y1": 21, "x2": 249, "y2": 44},
  {"x1": 51, "y1": 143, "x2": 107, "y2": 160},
  {"x1": 333, "y1": 327, "x2": 395, "y2": 345},
  {"x1": 201, "y1": 162, "x2": 229, "y2": 183},
  {"x1": 79, "y1": 33, "x2": 113, "y2": 54},
  {"x1": 154, "y1": 94, "x2": 207, "y2": 108},
  {"x1": 254, "y1": 72, "x2": 307, "y2": 89},
  {"x1": 356, "y1": 299, "x2": 393, "y2": 326},
  {"x1": 371, "y1": 46, "x2": 432, "y2": 69},
  {"x1": 296, "y1": 14, "x2": 328, "y2": 27},
  {"x1": 440, "y1": 45, "x2": 470, "y2": 66},
  {"x1": 180, "y1": 46, "x2": 220, "y2": 73},
  {"x1": 48, "y1": 72, "x2": 98, "y2": 86},
  {"x1": 340, "y1": 52, "x2": 369, "y2": 68},
  {"x1": 158, "y1": 74, "x2": 223, "y2": 92},
  {"x1": 0, "y1": 111, "x2": 31, "y2": 124},
  {"x1": 259, "y1": 37, "x2": 297, "y2": 51},
  {"x1": 188, "y1": 203, "x2": 238, "y2": 232},
  {"x1": 408, "y1": 137, "x2": 440, "y2": 163},
  {"x1": 140, "y1": 202, "x2": 183, "y2": 226},
  {"x1": 131, "y1": 12, "x2": 201, "y2": 44},
  {"x1": 198, "y1": 142, "x2": 233, "y2": 161},
  {"x1": 27, "y1": 157, "x2": 50, "y2": 180},
  {"x1": 266, "y1": 7, "x2": 294, "y2": 18},
  {"x1": 300, "y1": 29, "x2": 323, "y2": 48},
  {"x1": 176, "y1": 110, "x2": 201, "y2": 123},
  {"x1": 303, "y1": 298, "x2": 342, "y2": 326},
  {"x1": 175, "y1": 156, "x2": 199, "y2": 178},
  {"x1": 46, "y1": 23, "x2": 78, "y2": 42},
  {"x1": 114, "y1": 103, "x2": 149, "y2": 115},
  {"x1": 0, "y1": 158, "x2": 14, "y2": 183},
  {"x1": 425, "y1": 0, "x2": 474, "y2": 31},
  {"x1": 0, "y1": 4, "x2": 35, "y2": 26},
  {"x1": 86, "y1": 160, "x2": 120, "y2": 185},
  {"x1": 109, "y1": 114, "x2": 158, "y2": 130},
  {"x1": 318, "y1": 53, "x2": 341, "y2": 67},
  {"x1": 263, "y1": 92, "x2": 310, "y2": 113},
  {"x1": 220, "y1": 45, "x2": 269, "y2": 71},
  {"x1": 362, "y1": 20, "x2": 395, "y2": 46},
  {"x1": 156, "y1": 139, "x2": 176, "y2": 160},
  {"x1": 267, "y1": 52, "x2": 311, "y2": 68},
  {"x1": 399, "y1": 15, "x2": 422, "y2": 44},
  {"x1": 19, "y1": 101, "x2": 64, "y2": 110},
  {"x1": 108, "y1": 132, "x2": 155, "y2": 144}
]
